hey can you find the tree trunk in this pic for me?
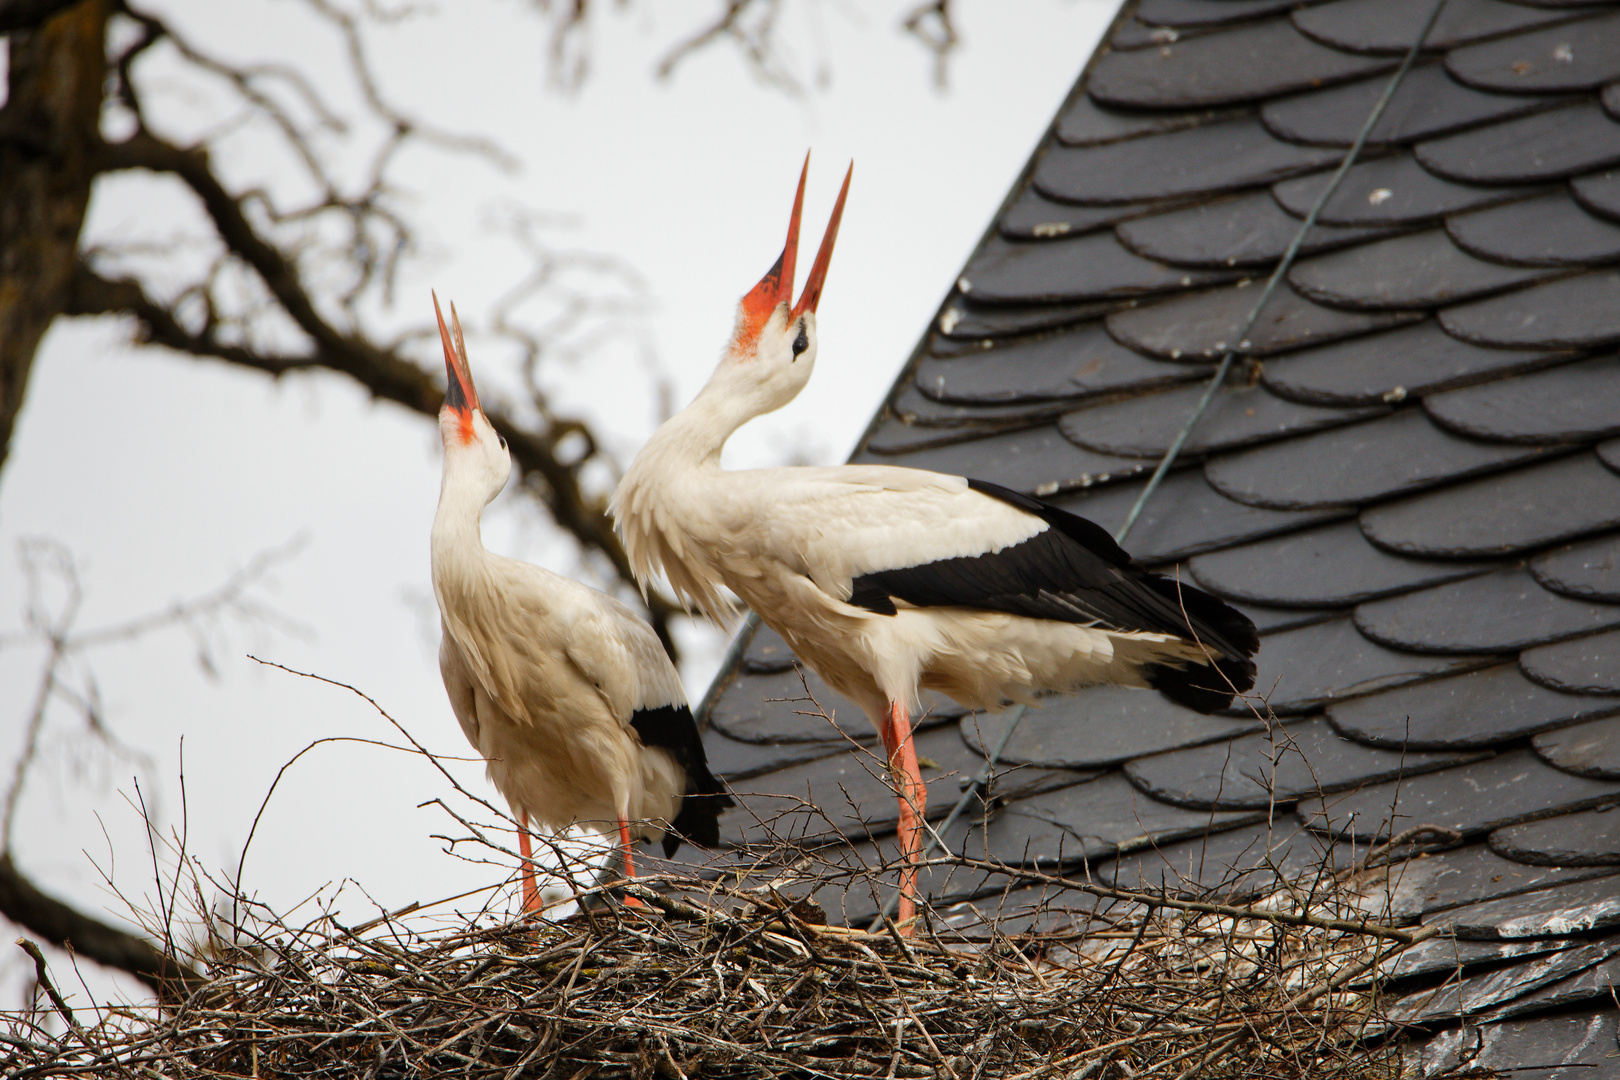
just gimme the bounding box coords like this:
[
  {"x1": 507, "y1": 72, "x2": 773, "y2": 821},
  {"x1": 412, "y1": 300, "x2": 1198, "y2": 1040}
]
[{"x1": 0, "y1": 0, "x2": 107, "y2": 480}]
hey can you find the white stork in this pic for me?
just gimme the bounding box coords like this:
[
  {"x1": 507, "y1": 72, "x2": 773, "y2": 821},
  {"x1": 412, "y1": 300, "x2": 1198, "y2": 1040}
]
[
  {"x1": 429, "y1": 294, "x2": 731, "y2": 913},
  {"x1": 612, "y1": 161, "x2": 1260, "y2": 928}
]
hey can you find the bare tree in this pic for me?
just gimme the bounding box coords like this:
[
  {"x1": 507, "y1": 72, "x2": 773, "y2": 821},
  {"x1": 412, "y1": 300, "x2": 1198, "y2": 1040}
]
[{"x1": 0, "y1": 0, "x2": 965, "y2": 999}]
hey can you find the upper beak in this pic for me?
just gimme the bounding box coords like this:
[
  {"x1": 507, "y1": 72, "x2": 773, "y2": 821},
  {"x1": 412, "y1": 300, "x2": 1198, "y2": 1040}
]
[
  {"x1": 790, "y1": 162, "x2": 852, "y2": 321},
  {"x1": 434, "y1": 291, "x2": 480, "y2": 414}
]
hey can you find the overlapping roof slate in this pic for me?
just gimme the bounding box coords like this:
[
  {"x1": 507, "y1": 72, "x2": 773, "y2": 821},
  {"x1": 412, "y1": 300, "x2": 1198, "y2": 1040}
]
[{"x1": 692, "y1": 0, "x2": 1620, "y2": 1059}]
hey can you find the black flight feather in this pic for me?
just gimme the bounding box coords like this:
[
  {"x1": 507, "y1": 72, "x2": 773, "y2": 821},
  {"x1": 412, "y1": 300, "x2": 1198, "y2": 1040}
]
[
  {"x1": 846, "y1": 478, "x2": 1258, "y2": 713},
  {"x1": 628, "y1": 704, "x2": 733, "y2": 856}
]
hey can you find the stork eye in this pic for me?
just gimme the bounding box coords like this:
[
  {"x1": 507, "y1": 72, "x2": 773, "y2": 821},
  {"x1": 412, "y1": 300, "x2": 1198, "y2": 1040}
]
[
  {"x1": 498, "y1": 435, "x2": 508, "y2": 451},
  {"x1": 791, "y1": 322, "x2": 809, "y2": 358}
]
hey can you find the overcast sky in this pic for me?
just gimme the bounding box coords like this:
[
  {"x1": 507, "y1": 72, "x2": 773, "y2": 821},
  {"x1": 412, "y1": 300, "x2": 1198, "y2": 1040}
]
[{"x1": 0, "y1": 0, "x2": 1111, "y2": 1006}]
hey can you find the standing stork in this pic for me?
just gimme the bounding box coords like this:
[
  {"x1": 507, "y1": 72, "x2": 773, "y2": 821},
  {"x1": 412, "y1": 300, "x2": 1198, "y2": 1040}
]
[
  {"x1": 612, "y1": 161, "x2": 1259, "y2": 928},
  {"x1": 429, "y1": 294, "x2": 730, "y2": 913}
]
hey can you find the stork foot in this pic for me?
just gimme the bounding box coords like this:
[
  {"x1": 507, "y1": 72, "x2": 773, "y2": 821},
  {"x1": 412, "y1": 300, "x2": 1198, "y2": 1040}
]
[
  {"x1": 517, "y1": 816, "x2": 544, "y2": 917},
  {"x1": 881, "y1": 699, "x2": 926, "y2": 936}
]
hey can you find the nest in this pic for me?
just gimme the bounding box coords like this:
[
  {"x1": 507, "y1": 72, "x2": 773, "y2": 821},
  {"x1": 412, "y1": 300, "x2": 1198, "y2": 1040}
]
[{"x1": 3, "y1": 841, "x2": 1428, "y2": 1080}]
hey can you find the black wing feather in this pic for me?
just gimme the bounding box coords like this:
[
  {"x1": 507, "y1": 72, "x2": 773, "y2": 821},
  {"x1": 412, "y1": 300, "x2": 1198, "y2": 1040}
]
[
  {"x1": 629, "y1": 704, "x2": 733, "y2": 856},
  {"x1": 847, "y1": 478, "x2": 1258, "y2": 712}
]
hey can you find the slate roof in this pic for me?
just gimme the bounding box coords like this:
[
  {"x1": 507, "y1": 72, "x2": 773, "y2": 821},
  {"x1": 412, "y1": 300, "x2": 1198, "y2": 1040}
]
[{"x1": 690, "y1": 0, "x2": 1620, "y2": 1063}]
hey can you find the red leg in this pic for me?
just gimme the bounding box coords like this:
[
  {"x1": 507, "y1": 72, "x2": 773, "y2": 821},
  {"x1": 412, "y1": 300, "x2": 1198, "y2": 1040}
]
[
  {"x1": 517, "y1": 815, "x2": 542, "y2": 916},
  {"x1": 617, "y1": 817, "x2": 645, "y2": 908},
  {"x1": 881, "y1": 699, "x2": 926, "y2": 932}
]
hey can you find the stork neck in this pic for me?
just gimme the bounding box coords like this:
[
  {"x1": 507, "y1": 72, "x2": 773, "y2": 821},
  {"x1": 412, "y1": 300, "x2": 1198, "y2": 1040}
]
[
  {"x1": 432, "y1": 463, "x2": 492, "y2": 556},
  {"x1": 649, "y1": 376, "x2": 760, "y2": 467}
]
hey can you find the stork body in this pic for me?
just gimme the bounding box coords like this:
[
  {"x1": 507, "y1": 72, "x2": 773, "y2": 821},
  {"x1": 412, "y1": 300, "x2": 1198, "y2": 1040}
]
[
  {"x1": 430, "y1": 296, "x2": 729, "y2": 912},
  {"x1": 613, "y1": 162, "x2": 1258, "y2": 928}
]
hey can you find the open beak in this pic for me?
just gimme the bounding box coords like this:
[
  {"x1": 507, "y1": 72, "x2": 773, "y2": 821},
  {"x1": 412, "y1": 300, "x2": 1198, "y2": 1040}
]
[
  {"x1": 434, "y1": 291, "x2": 480, "y2": 415},
  {"x1": 790, "y1": 162, "x2": 852, "y2": 321},
  {"x1": 736, "y1": 156, "x2": 851, "y2": 345}
]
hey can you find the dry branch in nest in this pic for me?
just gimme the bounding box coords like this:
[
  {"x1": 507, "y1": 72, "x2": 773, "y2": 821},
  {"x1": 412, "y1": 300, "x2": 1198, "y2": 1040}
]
[{"x1": 2, "y1": 835, "x2": 1427, "y2": 1080}]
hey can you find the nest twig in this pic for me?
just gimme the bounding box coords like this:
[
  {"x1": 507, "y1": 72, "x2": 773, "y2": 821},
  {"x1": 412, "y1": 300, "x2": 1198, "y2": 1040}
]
[{"x1": 2, "y1": 840, "x2": 1420, "y2": 1080}]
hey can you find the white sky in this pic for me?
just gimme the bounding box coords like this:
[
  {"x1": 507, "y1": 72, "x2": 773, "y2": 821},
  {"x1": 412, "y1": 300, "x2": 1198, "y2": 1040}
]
[{"x1": 0, "y1": 0, "x2": 1111, "y2": 1006}]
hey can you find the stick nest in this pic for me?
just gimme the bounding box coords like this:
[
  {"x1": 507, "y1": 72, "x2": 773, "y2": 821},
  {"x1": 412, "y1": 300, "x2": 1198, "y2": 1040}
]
[{"x1": 4, "y1": 853, "x2": 1418, "y2": 1080}]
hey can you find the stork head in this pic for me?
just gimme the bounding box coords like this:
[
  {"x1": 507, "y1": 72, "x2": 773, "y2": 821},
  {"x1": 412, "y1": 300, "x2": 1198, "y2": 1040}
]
[
  {"x1": 716, "y1": 156, "x2": 851, "y2": 417},
  {"x1": 435, "y1": 292, "x2": 512, "y2": 504}
]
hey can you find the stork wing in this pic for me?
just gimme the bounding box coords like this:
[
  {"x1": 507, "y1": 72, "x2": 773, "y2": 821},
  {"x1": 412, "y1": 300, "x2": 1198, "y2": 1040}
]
[{"x1": 746, "y1": 466, "x2": 1257, "y2": 665}]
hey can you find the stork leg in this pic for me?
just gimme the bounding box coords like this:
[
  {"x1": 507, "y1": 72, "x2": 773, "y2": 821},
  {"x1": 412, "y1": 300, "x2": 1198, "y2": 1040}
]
[
  {"x1": 617, "y1": 818, "x2": 645, "y2": 908},
  {"x1": 517, "y1": 815, "x2": 542, "y2": 916},
  {"x1": 881, "y1": 699, "x2": 926, "y2": 931}
]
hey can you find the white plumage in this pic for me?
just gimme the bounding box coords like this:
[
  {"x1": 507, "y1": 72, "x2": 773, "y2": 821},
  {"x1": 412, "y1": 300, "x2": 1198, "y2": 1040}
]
[
  {"x1": 613, "y1": 161, "x2": 1258, "y2": 928},
  {"x1": 430, "y1": 295, "x2": 728, "y2": 913}
]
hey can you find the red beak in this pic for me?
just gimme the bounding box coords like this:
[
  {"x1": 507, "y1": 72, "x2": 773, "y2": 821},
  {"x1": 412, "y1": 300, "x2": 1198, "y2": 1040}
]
[
  {"x1": 434, "y1": 291, "x2": 480, "y2": 415},
  {"x1": 790, "y1": 162, "x2": 851, "y2": 321},
  {"x1": 734, "y1": 156, "x2": 851, "y2": 350}
]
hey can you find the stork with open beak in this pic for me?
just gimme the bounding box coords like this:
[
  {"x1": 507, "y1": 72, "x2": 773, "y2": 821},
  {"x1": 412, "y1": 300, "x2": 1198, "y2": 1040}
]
[
  {"x1": 611, "y1": 160, "x2": 1259, "y2": 929},
  {"x1": 430, "y1": 294, "x2": 731, "y2": 913}
]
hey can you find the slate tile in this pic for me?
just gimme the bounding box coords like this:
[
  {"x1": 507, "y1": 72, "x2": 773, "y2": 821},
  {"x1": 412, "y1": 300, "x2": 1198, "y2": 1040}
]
[
  {"x1": 1110, "y1": 17, "x2": 1187, "y2": 52},
  {"x1": 1230, "y1": 599, "x2": 1341, "y2": 634},
  {"x1": 1125, "y1": 718, "x2": 1484, "y2": 811},
  {"x1": 1533, "y1": 534, "x2": 1620, "y2": 602},
  {"x1": 997, "y1": 187, "x2": 1158, "y2": 241},
  {"x1": 1441, "y1": 872, "x2": 1620, "y2": 939},
  {"x1": 1297, "y1": 748, "x2": 1620, "y2": 842},
  {"x1": 1087, "y1": 16, "x2": 1393, "y2": 109},
  {"x1": 707, "y1": 666, "x2": 938, "y2": 745},
  {"x1": 1289, "y1": 228, "x2": 1558, "y2": 310},
  {"x1": 981, "y1": 772, "x2": 1266, "y2": 868},
  {"x1": 1536, "y1": 714, "x2": 1620, "y2": 779},
  {"x1": 1425, "y1": 355, "x2": 1620, "y2": 444},
  {"x1": 769, "y1": 821, "x2": 991, "y2": 929},
  {"x1": 1188, "y1": 519, "x2": 1497, "y2": 608},
  {"x1": 1054, "y1": 95, "x2": 1230, "y2": 148},
  {"x1": 1103, "y1": 819, "x2": 1360, "y2": 900},
  {"x1": 1326, "y1": 662, "x2": 1620, "y2": 750},
  {"x1": 1259, "y1": 320, "x2": 1577, "y2": 407},
  {"x1": 1571, "y1": 167, "x2": 1620, "y2": 223},
  {"x1": 1250, "y1": 616, "x2": 1493, "y2": 715},
  {"x1": 1137, "y1": 0, "x2": 1303, "y2": 29},
  {"x1": 1386, "y1": 936, "x2": 1575, "y2": 982},
  {"x1": 1359, "y1": 452, "x2": 1620, "y2": 558},
  {"x1": 1035, "y1": 116, "x2": 1343, "y2": 205},
  {"x1": 1417, "y1": 100, "x2": 1620, "y2": 184},
  {"x1": 1393, "y1": 841, "x2": 1619, "y2": 914},
  {"x1": 1481, "y1": 949, "x2": 1620, "y2": 1025},
  {"x1": 1413, "y1": 1010, "x2": 1620, "y2": 1080},
  {"x1": 1050, "y1": 466, "x2": 1350, "y2": 565},
  {"x1": 1115, "y1": 190, "x2": 1399, "y2": 269},
  {"x1": 742, "y1": 624, "x2": 796, "y2": 673},
  {"x1": 1390, "y1": 939, "x2": 1620, "y2": 1023},
  {"x1": 1355, "y1": 564, "x2": 1620, "y2": 654},
  {"x1": 861, "y1": 416, "x2": 1008, "y2": 455},
  {"x1": 937, "y1": 295, "x2": 1116, "y2": 341},
  {"x1": 868, "y1": 424, "x2": 1149, "y2": 498},
  {"x1": 1263, "y1": 61, "x2": 1571, "y2": 150},
  {"x1": 1521, "y1": 628, "x2": 1620, "y2": 695},
  {"x1": 913, "y1": 322, "x2": 1206, "y2": 406},
  {"x1": 1106, "y1": 280, "x2": 1423, "y2": 360},
  {"x1": 1061, "y1": 380, "x2": 1383, "y2": 459},
  {"x1": 1447, "y1": 10, "x2": 1620, "y2": 92},
  {"x1": 1492, "y1": 806, "x2": 1620, "y2": 866},
  {"x1": 888, "y1": 382, "x2": 1065, "y2": 429},
  {"x1": 1204, "y1": 408, "x2": 1558, "y2": 511},
  {"x1": 966, "y1": 234, "x2": 1219, "y2": 307},
  {"x1": 1273, "y1": 153, "x2": 1536, "y2": 226},
  {"x1": 718, "y1": 725, "x2": 989, "y2": 849},
  {"x1": 959, "y1": 233, "x2": 1235, "y2": 306},
  {"x1": 1447, "y1": 188, "x2": 1620, "y2": 266},
  {"x1": 958, "y1": 687, "x2": 1262, "y2": 770},
  {"x1": 1292, "y1": 0, "x2": 1577, "y2": 57},
  {"x1": 702, "y1": 733, "x2": 844, "y2": 784},
  {"x1": 1439, "y1": 269, "x2": 1620, "y2": 349}
]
